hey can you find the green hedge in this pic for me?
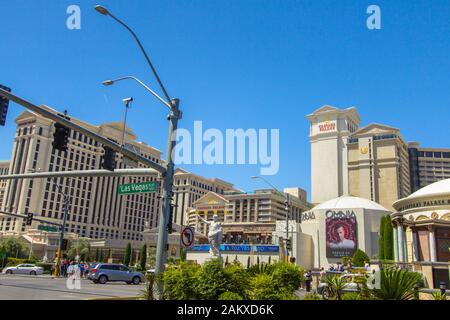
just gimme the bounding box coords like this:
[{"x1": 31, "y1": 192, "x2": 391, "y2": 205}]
[
  {"x1": 36, "y1": 263, "x2": 54, "y2": 274},
  {"x1": 6, "y1": 258, "x2": 38, "y2": 266}
]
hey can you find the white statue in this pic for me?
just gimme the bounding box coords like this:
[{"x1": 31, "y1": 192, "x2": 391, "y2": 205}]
[{"x1": 198, "y1": 214, "x2": 223, "y2": 258}]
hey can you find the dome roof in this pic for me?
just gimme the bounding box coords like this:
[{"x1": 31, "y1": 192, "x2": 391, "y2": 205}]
[
  {"x1": 405, "y1": 179, "x2": 450, "y2": 199},
  {"x1": 312, "y1": 195, "x2": 390, "y2": 212}
]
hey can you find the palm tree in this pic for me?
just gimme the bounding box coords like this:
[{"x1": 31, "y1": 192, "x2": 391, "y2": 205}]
[
  {"x1": 325, "y1": 275, "x2": 347, "y2": 300},
  {"x1": 372, "y1": 268, "x2": 422, "y2": 300}
]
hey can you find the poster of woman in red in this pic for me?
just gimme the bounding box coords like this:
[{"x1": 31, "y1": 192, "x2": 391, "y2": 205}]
[{"x1": 326, "y1": 210, "x2": 357, "y2": 258}]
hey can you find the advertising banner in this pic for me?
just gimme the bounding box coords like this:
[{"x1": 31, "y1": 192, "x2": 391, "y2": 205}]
[{"x1": 325, "y1": 210, "x2": 357, "y2": 258}]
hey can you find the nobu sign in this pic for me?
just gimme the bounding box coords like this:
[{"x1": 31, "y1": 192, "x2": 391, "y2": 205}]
[{"x1": 118, "y1": 181, "x2": 159, "y2": 195}]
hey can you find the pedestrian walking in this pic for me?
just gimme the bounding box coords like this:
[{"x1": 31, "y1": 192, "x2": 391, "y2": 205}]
[{"x1": 305, "y1": 270, "x2": 312, "y2": 292}]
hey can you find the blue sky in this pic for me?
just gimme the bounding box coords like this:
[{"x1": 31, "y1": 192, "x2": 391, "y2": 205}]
[{"x1": 1, "y1": 0, "x2": 449, "y2": 199}]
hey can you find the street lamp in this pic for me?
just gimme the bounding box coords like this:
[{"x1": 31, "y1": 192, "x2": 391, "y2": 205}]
[
  {"x1": 251, "y1": 176, "x2": 291, "y2": 262},
  {"x1": 94, "y1": 5, "x2": 109, "y2": 16},
  {"x1": 102, "y1": 76, "x2": 171, "y2": 110},
  {"x1": 96, "y1": 4, "x2": 182, "y2": 299}
]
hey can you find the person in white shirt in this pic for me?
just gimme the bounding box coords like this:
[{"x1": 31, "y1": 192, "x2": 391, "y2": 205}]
[{"x1": 66, "y1": 261, "x2": 81, "y2": 290}]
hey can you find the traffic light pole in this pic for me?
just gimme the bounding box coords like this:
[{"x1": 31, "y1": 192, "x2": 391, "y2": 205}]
[
  {"x1": 155, "y1": 98, "x2": 181, "y2": 298},
  {"x1": 285, "y1": 193, "x2": 290, "y2": 262},
  {"x1": 52, "y1": 178, "x2": 70, "y2": 277},
  {"x1": 0, "y1": 88, "x2": 166, "y2": 174}
]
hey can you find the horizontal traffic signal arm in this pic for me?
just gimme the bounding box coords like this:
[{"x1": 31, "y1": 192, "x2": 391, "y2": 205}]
[
  {"x1": 0, "y1": 88, "x2": 166, "y2": 174},
  {"x1": 0, "y1": 210, "x2": 63, "y2": 227},
  {"x1": 0, "y1": 168, "x2": 160, "y2": 181}
]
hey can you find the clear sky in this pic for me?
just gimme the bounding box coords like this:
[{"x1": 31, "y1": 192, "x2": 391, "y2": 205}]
[{"x1": 1, "y1": 0, "x2": 449, "y2": 199}]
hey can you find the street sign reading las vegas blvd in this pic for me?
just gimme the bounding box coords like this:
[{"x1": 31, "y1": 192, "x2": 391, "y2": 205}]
[
  {"x1": 37, "y1": 225, "x2": 58, "y2": 232},
  {"x1": 118, "y1": 181, "x2": 159, "y2": 195}
]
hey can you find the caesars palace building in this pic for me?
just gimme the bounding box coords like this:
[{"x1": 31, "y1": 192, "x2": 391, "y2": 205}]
[{"x1": 0, "y1": 108, "x2": 235, "y2": 256}]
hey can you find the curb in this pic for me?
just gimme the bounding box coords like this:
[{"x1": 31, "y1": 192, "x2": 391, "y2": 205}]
[{"x1": 85, "y1": 296, "x2": 141, "y2": 301}]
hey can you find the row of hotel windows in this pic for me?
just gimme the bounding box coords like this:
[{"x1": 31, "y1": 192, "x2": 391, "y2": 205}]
[
  {"x1": 348, "y1": 134, "x2": 398, "y2": 144},
  {"x1": 418, "y1": 151, "x2": 450, "y2": 159},
  {"x1": 174, "y1": 178, "x2": 225, "y2": 194}
]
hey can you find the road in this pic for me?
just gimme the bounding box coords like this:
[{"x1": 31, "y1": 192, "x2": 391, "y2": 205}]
[{"x1": 0, "y1": 274, "x2": 145, "y2": 300}]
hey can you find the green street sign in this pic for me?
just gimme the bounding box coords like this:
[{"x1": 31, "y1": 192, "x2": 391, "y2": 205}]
[
  {"x1": 118, "y1": 181, "x2": 159, "y2": 195},
  {"x1": 37, "y1": 225, "x2": 58, "y2": 232}
]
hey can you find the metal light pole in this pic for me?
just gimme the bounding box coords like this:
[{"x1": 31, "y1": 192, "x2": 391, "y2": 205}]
[
  {"x1": 251, "y1": 176, "x2": 291, "y2": 261},
  {"x1": 96, "y1": 5, "x2": 181, "y2": 298},
  {"x1": 52, "y1": 178, "x2": 69, "y2": 277}
]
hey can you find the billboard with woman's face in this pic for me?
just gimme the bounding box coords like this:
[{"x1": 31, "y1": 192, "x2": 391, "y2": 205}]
[{"x1": 325, "y1": 210, "x2": 357, "y2": 258}]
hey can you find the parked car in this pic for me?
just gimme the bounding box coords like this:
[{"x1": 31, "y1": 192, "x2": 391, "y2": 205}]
[
  {"x1": 317, "y1": 273, "x2": 366, "y2": 299},
  {"x1": 87, "y1": 263, "x2": 143, "y2": 285},
  {"x1": 2, "y1": 264, "x2": 44, "y2": 276}
]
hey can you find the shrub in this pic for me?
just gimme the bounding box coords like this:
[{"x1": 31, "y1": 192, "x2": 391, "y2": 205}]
[
  {"x1": 352, "y1": 249, "x2": 370, "y2": 267},
  {"x1": 271, "y1": 262, "x2": 304, "y2": 292},
  {"x1": 162, "y1": 261, "x2": 202, "y2": 300},
  {"x1": 196, "y1": 259, "x2": 232, "y2": 300},
  {"x1": 302, "y1": 292, "x2": 322, "y2": 300},
  {"x1": 248, "y1": 273, "x2": 290, "y2": 300},
  {"x1": 223, "y1": 262, "x2": 250, "y2": 298},
  {"x1": 384, "y1": 215, "x2": 394, "y2": 260},
  {"x1": 378, "y1": 215, "x2": 386, "y2": 260},
  {"x1": 124, "y1": 243, "x2": 132, "y2": 266},
  {"x1": 36, "y1": 263, "x2": 53, "y2": 274},
  {"x1": 0, "y1": 237, "x2": 30, "y2": 259},
  {"x1": 341, "y1": 292, "x2": 368, "y2": 300},
  {"x1": 140, "y1": 244, "x2": 147, "y2": 271},
  {"x1": 247, "y1": 262, "x2": 276, "y2": 276},
  {"x1": 325, "y1": 275, "x2": 348, "y2": 300},
  {"x1": 219, "y1": 291, "x2": 244, "y2": 300},
  {"x1": 7, "y1": 258, "x2": 38, "y2": 266},
  {"x1": 371, "y1": 268, "x2": 423, "y2": 300},
  {"x1": 431, "y1": 291, "x2": 447, "y2": 301}
]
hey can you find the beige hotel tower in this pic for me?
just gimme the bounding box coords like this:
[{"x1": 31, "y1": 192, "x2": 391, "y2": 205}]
[
  {"x1": 307, "y1": 105, "x2": 361, "y2": 205},
  {"x1": 307, "y1": 105, "x2": 411, "y2": 210}
]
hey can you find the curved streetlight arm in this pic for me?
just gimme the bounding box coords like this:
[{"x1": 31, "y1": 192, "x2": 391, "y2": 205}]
[
  {"x1": 106, "y1": 12, "x2": 172, "y2": 106},
  {"x1": 107, "y1": 76, "x2": 172, "y2": 110}
]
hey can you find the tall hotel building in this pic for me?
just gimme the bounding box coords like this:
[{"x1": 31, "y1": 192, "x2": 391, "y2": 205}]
[
  {"x1": 0, "y1": 108, "x2": 163, "y2": 248},
  {"x1": 408, "y1": 142, "x2": 450, "y2": 192},
  {"x1": 347, "y1": 124, "x2": 411, "y2": 211},
  {"x1": 307, "y1": 105, "x2": 361, "y2": 204},
  {"x1": 172, "y1": 168, "x2": 236, "y2": 226},
  {"x1": 0, "y1": 161, "x2": 9, "y2": 209},
  {"x1": 307, "y1": 106, "x2": 411, "y2": 210},
  {"x1": 186, "y1": 188, "x2": 310, "y2": 244}
]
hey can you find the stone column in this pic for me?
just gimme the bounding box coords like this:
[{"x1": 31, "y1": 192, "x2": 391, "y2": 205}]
[
  {"x1": 411, "y1": 227, "x2": 419, "y2": 262},
  {"x1": 398, "y1": 224, "x2": 405, "y2": 262},
  {"x1": 428, "y1": 226, "x2": 437, "y2": 262},
  {"x1": 247, "y1": 199, "x2": 251, "y2": 222},
  {"x1": 393, "y1": 223, "x2": 399, "y2": 262},
  {"x1": 239, "y1": 200, "x2": 243, "y2": 222}
]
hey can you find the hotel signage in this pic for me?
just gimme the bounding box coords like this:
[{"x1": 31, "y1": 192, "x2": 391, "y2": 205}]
[
  {"x1": 318, "y1": 121, "x2": 336, "y2": 132},
  {"x1": 397, "y1": 198, "x2": 450, "y2": 212}
]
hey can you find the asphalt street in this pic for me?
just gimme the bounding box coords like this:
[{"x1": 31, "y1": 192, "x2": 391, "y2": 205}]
[{"x1": 0, "y1": 274, "x2": 145, "y2": 300}]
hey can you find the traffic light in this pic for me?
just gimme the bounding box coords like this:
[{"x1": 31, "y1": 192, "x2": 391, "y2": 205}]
[
  {"x1": 52, "y1": 122, "x2": 71, "y2": 152},
  {"x1": 285, "y1": 238, "x2": 292, "y2": 251},
  {"x1": 25, "y1": 212, "x2": 33, "y2": 226},
  {"x1": 61, "y1": 239, "x2": 69, "y2": 251},
  {"x1": 0, "y1": 85, "x2": 11, "y2": 126},
  {"x1": 102, "y1": 146, "x2": 116, "y2": 171}
]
